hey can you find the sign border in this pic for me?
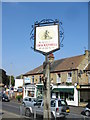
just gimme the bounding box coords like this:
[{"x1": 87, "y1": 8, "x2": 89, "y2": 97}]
[{"x1": 34, "y1": 23, "x2": 60, "y2": 55}]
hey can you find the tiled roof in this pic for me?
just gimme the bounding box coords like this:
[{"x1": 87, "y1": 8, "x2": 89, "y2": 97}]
[
  {"x1": 23, "y1": 54, "x2": 85, "y2": 76},
  {"x1": 24, "y1": 65, "x2": 43, "y2": 75},
  {"x1": 53, "y1": 55, "x2": 85, "y2": 71}
]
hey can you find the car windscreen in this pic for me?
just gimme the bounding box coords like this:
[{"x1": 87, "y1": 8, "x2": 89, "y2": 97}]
[
  {"x1": 3, "y1": 94, "x2": 8, "y2": 98},
  {"x1": 58, "y1": 100, "x2": 67, "y2": 106}
]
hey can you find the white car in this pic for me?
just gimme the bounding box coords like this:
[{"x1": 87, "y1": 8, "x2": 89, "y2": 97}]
[
  {"x1": 24, "y1": 98, "x2": 70, "y2": 119},
  {"x1": 22, "y1": 97, "x2": 37, "y2": 107}
]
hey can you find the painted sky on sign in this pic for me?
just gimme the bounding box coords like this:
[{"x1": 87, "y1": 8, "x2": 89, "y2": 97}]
[{"x1": 2, "y1": 2, "x2": 88, "y2": 77}]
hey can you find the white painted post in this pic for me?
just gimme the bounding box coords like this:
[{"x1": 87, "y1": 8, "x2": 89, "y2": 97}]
[
  {"x1": 34, "y1": 108, "x2": 36, "y2": 119},
  {"x1": 74, "y1": 86, "x2": 78, "y2": 106}
]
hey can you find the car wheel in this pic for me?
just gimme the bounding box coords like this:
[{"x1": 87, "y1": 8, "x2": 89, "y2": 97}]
[
  {"x1": 25, "y1": 108, "x2": 31, "y2": 117},
  {"x1": 85, "y1": 111, "x2": 90, "y2": 116}
]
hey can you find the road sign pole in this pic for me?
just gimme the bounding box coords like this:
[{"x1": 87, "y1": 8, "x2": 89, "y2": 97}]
[{"x1": 43, "y1": 55, "x2": 51, "y2": 120}]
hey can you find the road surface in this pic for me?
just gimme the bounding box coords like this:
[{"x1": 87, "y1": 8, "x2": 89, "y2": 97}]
[{"x1": 0, "y1": 100, "x2": 90, "y2": 120}]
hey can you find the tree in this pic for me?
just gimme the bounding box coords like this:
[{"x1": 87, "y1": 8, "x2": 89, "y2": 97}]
[
  {"x1": 0, "y1": 69, "x2": 9, "y2": 86},
  {"x1": 8, "y1": 75, "x2": 15, "y2": 87},
  {"x1": 11, "y1": 75, "x2": 15, "y2": 86}
]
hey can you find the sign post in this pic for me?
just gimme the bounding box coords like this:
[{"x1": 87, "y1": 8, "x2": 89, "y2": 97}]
[
  {"x1": 43, "y1": 55, "x2": 51, "y2": 119},
  {"x1": 34, "y1": 19, "x2": 60, "y2": 119}
]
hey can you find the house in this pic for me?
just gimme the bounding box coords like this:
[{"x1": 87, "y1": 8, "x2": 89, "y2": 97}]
[{"x1": 23, "y1": 50, "x2": 90, "y2": 106}]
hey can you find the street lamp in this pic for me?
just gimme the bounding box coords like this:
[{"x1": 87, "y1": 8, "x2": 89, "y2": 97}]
[{"x1": 9, "y1": 63, "x2": 12, "y2": 98}]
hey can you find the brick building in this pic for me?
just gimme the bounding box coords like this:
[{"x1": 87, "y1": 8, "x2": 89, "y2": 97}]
[{"x1": 23, "y1": 50, "x2": 90, "y2": 106}]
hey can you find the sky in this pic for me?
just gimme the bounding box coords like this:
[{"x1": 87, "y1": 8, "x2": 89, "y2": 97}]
[{"x1": 2, "y1": 2, "x2": 88, "y2": 77}]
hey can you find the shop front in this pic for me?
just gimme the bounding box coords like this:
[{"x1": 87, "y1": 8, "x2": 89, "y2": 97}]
[
  {"x1": 23, "y1": 84, "x2": 37, "y2": 98},
  {"x1": 23, "y1": 84, "x2": 44, "y2": 99},
  {"x1": 52, "y1": 88, "x2": 74, "y2": 99},
  {"x1": 77, "y1": 85, "x2": 90, "y2": 103},
  {"x1": 51, "y1": 85, "x2": 79, "y2": 106},
  {"x1": 36, "y1": 84, "x2": 43, "y2": 99}
]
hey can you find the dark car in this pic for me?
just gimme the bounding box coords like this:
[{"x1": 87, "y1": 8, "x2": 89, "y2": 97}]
[
  {"x1": 2, "y1": 93, "x2": 10, "y2": 102},
  {"x1": 81, "y1": 102, "x2": 90, "y2": 117}
]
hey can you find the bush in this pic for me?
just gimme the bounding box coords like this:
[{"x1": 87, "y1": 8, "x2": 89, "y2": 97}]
[{"x1": 16, "y1": 95, "x2": 22, "y2": 101}]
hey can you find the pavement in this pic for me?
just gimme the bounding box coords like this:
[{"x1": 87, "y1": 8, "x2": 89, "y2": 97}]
[{"x1": 1, "y1": 110, "x2": 21, "y2": 118}]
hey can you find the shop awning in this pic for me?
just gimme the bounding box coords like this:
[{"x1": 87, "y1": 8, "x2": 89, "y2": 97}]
[
  {"x1": 52, "y1": 88, "x2": 74, "y2": 93},
  {"x1": 37, "y1": 84, "x2": 43, "y2": 89}
]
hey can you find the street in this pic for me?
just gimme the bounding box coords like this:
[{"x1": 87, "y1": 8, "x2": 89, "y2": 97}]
[
  {"x1": 2, "y1": 101, "x2": 20, "y2": 115},
  {"x1": 1, "y1": 100, "x2": 21, "y2": 118},
  {"x1": 0, "y1": 100, "x2": 90, "y2": 120}
]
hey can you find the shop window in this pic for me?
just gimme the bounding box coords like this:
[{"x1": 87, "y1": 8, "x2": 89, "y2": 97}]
[
  {"x1": 36, "y1": 88, "x2": 43, "y2": 98},
  {"x1": 60, "y1": 92, "x2": 66, "y2": 99},
  {"x1": 60, "y1": 92, "x2": 74, "y2": 101},
  {"x1": 28, "y1": 91, "x2": 34, "y2": 97},
  {"x1": 67, "y1": 93, "x2": 74, "y2": 101},
  {"x1": 60, "y1": 92, "x2": 63, "y2": 99}
]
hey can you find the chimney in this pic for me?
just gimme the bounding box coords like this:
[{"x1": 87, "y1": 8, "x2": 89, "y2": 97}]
[
  {"x1": 85, "y1": 50, "x2": 88, "y2": 56},
  {"x1": 48, "y1": 53, "x2": 54, "y2": 63},
  {"x1": 84, "y1": 50, "x2": 90, "y2": 62}
]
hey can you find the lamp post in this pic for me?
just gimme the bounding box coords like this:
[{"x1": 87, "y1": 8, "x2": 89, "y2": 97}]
[{"x1": 9, "y1": 63, "x2": 12, "y2": 98}]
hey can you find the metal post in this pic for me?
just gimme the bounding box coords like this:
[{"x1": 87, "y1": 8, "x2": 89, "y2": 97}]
[
  {"x1": 34, "y1": 108, "x2": 36, "y2": 119},
  {"x1": 9, "y1": 71, "x2": 11, "y2": 98},
  {"x1": 43, "y1": 55, "x2": 51, "y2": 120}
]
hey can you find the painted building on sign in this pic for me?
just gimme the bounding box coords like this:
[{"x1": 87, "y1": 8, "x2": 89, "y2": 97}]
[{"x1": 23, "y1": 50, "x2": 90, "y2": 106}]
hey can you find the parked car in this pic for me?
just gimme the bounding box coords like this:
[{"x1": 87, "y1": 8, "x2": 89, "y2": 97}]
[
  {"x1": 24, "y1": 98, "x2": 70, "y2": 119},
  {"x1": 81, "y1": 102, "x2": 90, "y2": 117},
  {"x1": 24, "y1": 99, "x2": 43, "y2": 117},
  {"x1": 22, "y1": 97, "x2": 37, "y2": 107},
  {"x1": 2, "y1": 93, "x2": 10, "y2": 102}
]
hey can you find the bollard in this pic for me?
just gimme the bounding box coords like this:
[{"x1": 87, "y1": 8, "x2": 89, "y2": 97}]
[
  {"x1": 34, "y1": 108, "x2": 36, "y2": 119},
  {"x1": 20, "y1": 106, "x2": 22, "y2": 117}
]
